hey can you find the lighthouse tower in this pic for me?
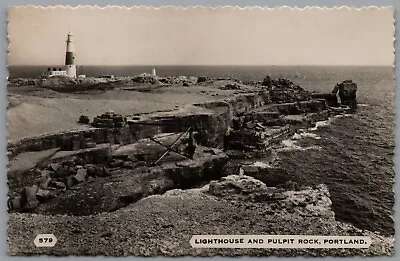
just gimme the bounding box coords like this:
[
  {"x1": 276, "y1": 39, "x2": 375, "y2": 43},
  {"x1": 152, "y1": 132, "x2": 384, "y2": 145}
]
[{"x1": 65, "y1": 32, "x2": 77, "y2": 77}]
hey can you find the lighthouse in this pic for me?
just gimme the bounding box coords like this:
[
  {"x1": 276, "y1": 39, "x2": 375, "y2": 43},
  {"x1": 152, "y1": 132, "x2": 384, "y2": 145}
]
[{"x1": 65, "y1": 32, "x2": 77, "y2": 77}]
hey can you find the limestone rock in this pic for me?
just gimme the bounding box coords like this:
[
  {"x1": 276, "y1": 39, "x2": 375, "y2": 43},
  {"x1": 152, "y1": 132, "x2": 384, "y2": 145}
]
[
  {"x1": 332, "y1": 80, "x2": 358, "y2": 101},
  {"x1": 21, "y1": 184, "x2": 39, "y2": 210},
  {"x1": 261, "y1": 75, "x2": 312, "y2": 103},
  {"x1": 208, "y1": 175, "x2": 268, "y2": 198},
  {"x1": 132, "y1": 73, "x2": 159, "y2": 84},
  {"x1": 38, "y1": 170, "x2": 52, "y2": 189},
  {"x1": 8, "y1": 196, "x2": 22, "y2": 210},
  {"x1": 36, "y1": 189, "x2": 52, "y2": 202},
  {"x1": 74, "y1": 169, "x2": 87, "y2": 183},
  {"x1": 48, "y1": 163, "x2": 60, "y2": 172},
  {"x1": 50, "y1": 180, "x2": 66, "y2": 189}
]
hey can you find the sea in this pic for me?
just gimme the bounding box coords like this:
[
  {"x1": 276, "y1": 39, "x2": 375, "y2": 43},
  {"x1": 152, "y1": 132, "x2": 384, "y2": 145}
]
[{"x1": 8, "y1": 65, "x2": 395, "y2": 236}]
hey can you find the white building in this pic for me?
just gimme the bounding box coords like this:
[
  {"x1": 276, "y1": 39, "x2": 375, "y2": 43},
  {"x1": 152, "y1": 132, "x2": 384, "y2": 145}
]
[{"x1": 42, "y1": 68, "x2": 67, "y2": 78}]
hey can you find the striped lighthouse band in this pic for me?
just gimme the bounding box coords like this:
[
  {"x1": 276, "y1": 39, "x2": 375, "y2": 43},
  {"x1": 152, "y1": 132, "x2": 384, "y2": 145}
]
[{"x1": 65, "y1": 52, "x2": 75, "y2": 65}]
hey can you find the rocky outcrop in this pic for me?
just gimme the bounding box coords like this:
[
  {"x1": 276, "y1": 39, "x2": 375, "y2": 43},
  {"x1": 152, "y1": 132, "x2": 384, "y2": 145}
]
[
  {"x1": 219, "y1": 82, "x2": 242, "y2": 90},
  {"x1": 312, "y1": 80, "x2": 358, "y2": 107},
  {"x1": 333, "y1": 80, "x2": 357, "y2": 101},
  {"x1": 8, "y1": 78, "x2": 41, "y2": 86},
  {"x1": 15, "y1": 147, "x2": 229, "y2": 216},
  {"x1": 41, "y1": 76, "x2": 78, "y2": 86},
  {"x1": 261, "y1": 75, "x2": 312, "y2": 103},
  {"x1": 131, "y1": 73, "x2": 159, "y2": 84},
  {"x1": 207, "y1": 175, "x2": 330, "y2": 210},
  {"x1": 197, "y1": 76, "x2": 212, "y2": 84},
  {"x1": 239, "y1": 163, "x2": 293, "y2": 187}
]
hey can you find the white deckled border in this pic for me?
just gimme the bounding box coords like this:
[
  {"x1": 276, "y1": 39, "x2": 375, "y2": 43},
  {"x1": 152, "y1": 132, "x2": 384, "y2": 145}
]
[{"x1": 7, "y1": 5, "x2": 395, "y2": 11}]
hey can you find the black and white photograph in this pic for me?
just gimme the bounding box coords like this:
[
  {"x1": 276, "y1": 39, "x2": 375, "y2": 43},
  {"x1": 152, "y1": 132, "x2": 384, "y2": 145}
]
[{"x1": 6, "y1": 6, "x2": 395, "y2": 256}]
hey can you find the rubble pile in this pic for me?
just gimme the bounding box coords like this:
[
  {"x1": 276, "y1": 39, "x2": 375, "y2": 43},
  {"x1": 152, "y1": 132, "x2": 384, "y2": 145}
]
[
  {"x1": 8, "y1": 153, "x2": 113, "y2": 212},
  {"x1": 8, "y1": 78, "x2": 41, "y2": 86},
  {"x1": 8, "y1": 146, "x2": 229, "y2": 215},
  {"x1": 92, "y1": 111, "x2": 127, "y2": 128},
  {"x1": 197, "y1": 76, "x2": 213, "y2": 84},
  {"x1": 172, "y1": 76, "x2": 198, "y2": 85},
  {"x1": 131, "y1": 73, "x2": 159, "y2": 84},
  {"x1": 219, "y1": 82, "x2": 242, "y2": 90},
  {"x1": 261, "y1": 75, "x2": 312, "y2": 103},
  {"x1": 226, "y1": 117, "x2": 294, "y2": 159},
  {"x1": 149, "y1": 76, "x2": 198, "y2": 86}
]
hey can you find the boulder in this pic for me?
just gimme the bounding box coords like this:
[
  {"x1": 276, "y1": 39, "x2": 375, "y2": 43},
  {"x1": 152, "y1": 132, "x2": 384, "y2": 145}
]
[
  {"x1": 8, "y1": 196, "x2": 22, "y2": 210},
  {"x1": 38, "y1": 175, "x2": 52, "y2": 189},
  {"x1": 36, "y1": 189, "x2": 52, "y2": 202},
  {"x1": 78, "y1": 115, "x2": 90, "y2": 124},
  {"x1": 208, "y1": 175, "x2": 269, "y2": 198},
  {"x1": 73, "y1": 169, "x2": 87, "y2": 183},
  {"x1": 50, "y1": 180, "x2": 66, "y2": 189},
  {"x1": 21, "y1": 185, "x2": 39, "y2": 210},
  {"x1": 48, "y1": 163, "x2": 60, "y2": 172},
  {"x1": 38, "y1": 170, "x2": 52, "y2": 189}
]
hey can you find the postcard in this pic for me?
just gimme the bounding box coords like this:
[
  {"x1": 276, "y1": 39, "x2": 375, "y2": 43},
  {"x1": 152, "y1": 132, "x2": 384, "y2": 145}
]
[{"x1": 6, "y1": 6, "x2": 395, "y2": 256}]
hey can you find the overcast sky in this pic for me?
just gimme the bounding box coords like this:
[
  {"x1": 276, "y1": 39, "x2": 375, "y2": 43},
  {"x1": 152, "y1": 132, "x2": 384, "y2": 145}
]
[{"x1": 8, "y1": 6, "x2": 394, "y2": 66}]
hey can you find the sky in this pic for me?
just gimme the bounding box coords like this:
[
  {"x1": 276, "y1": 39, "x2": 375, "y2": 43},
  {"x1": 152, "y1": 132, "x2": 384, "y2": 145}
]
[{"x1": 7, "y1": 6, "x2": 394, "y2": 66}]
